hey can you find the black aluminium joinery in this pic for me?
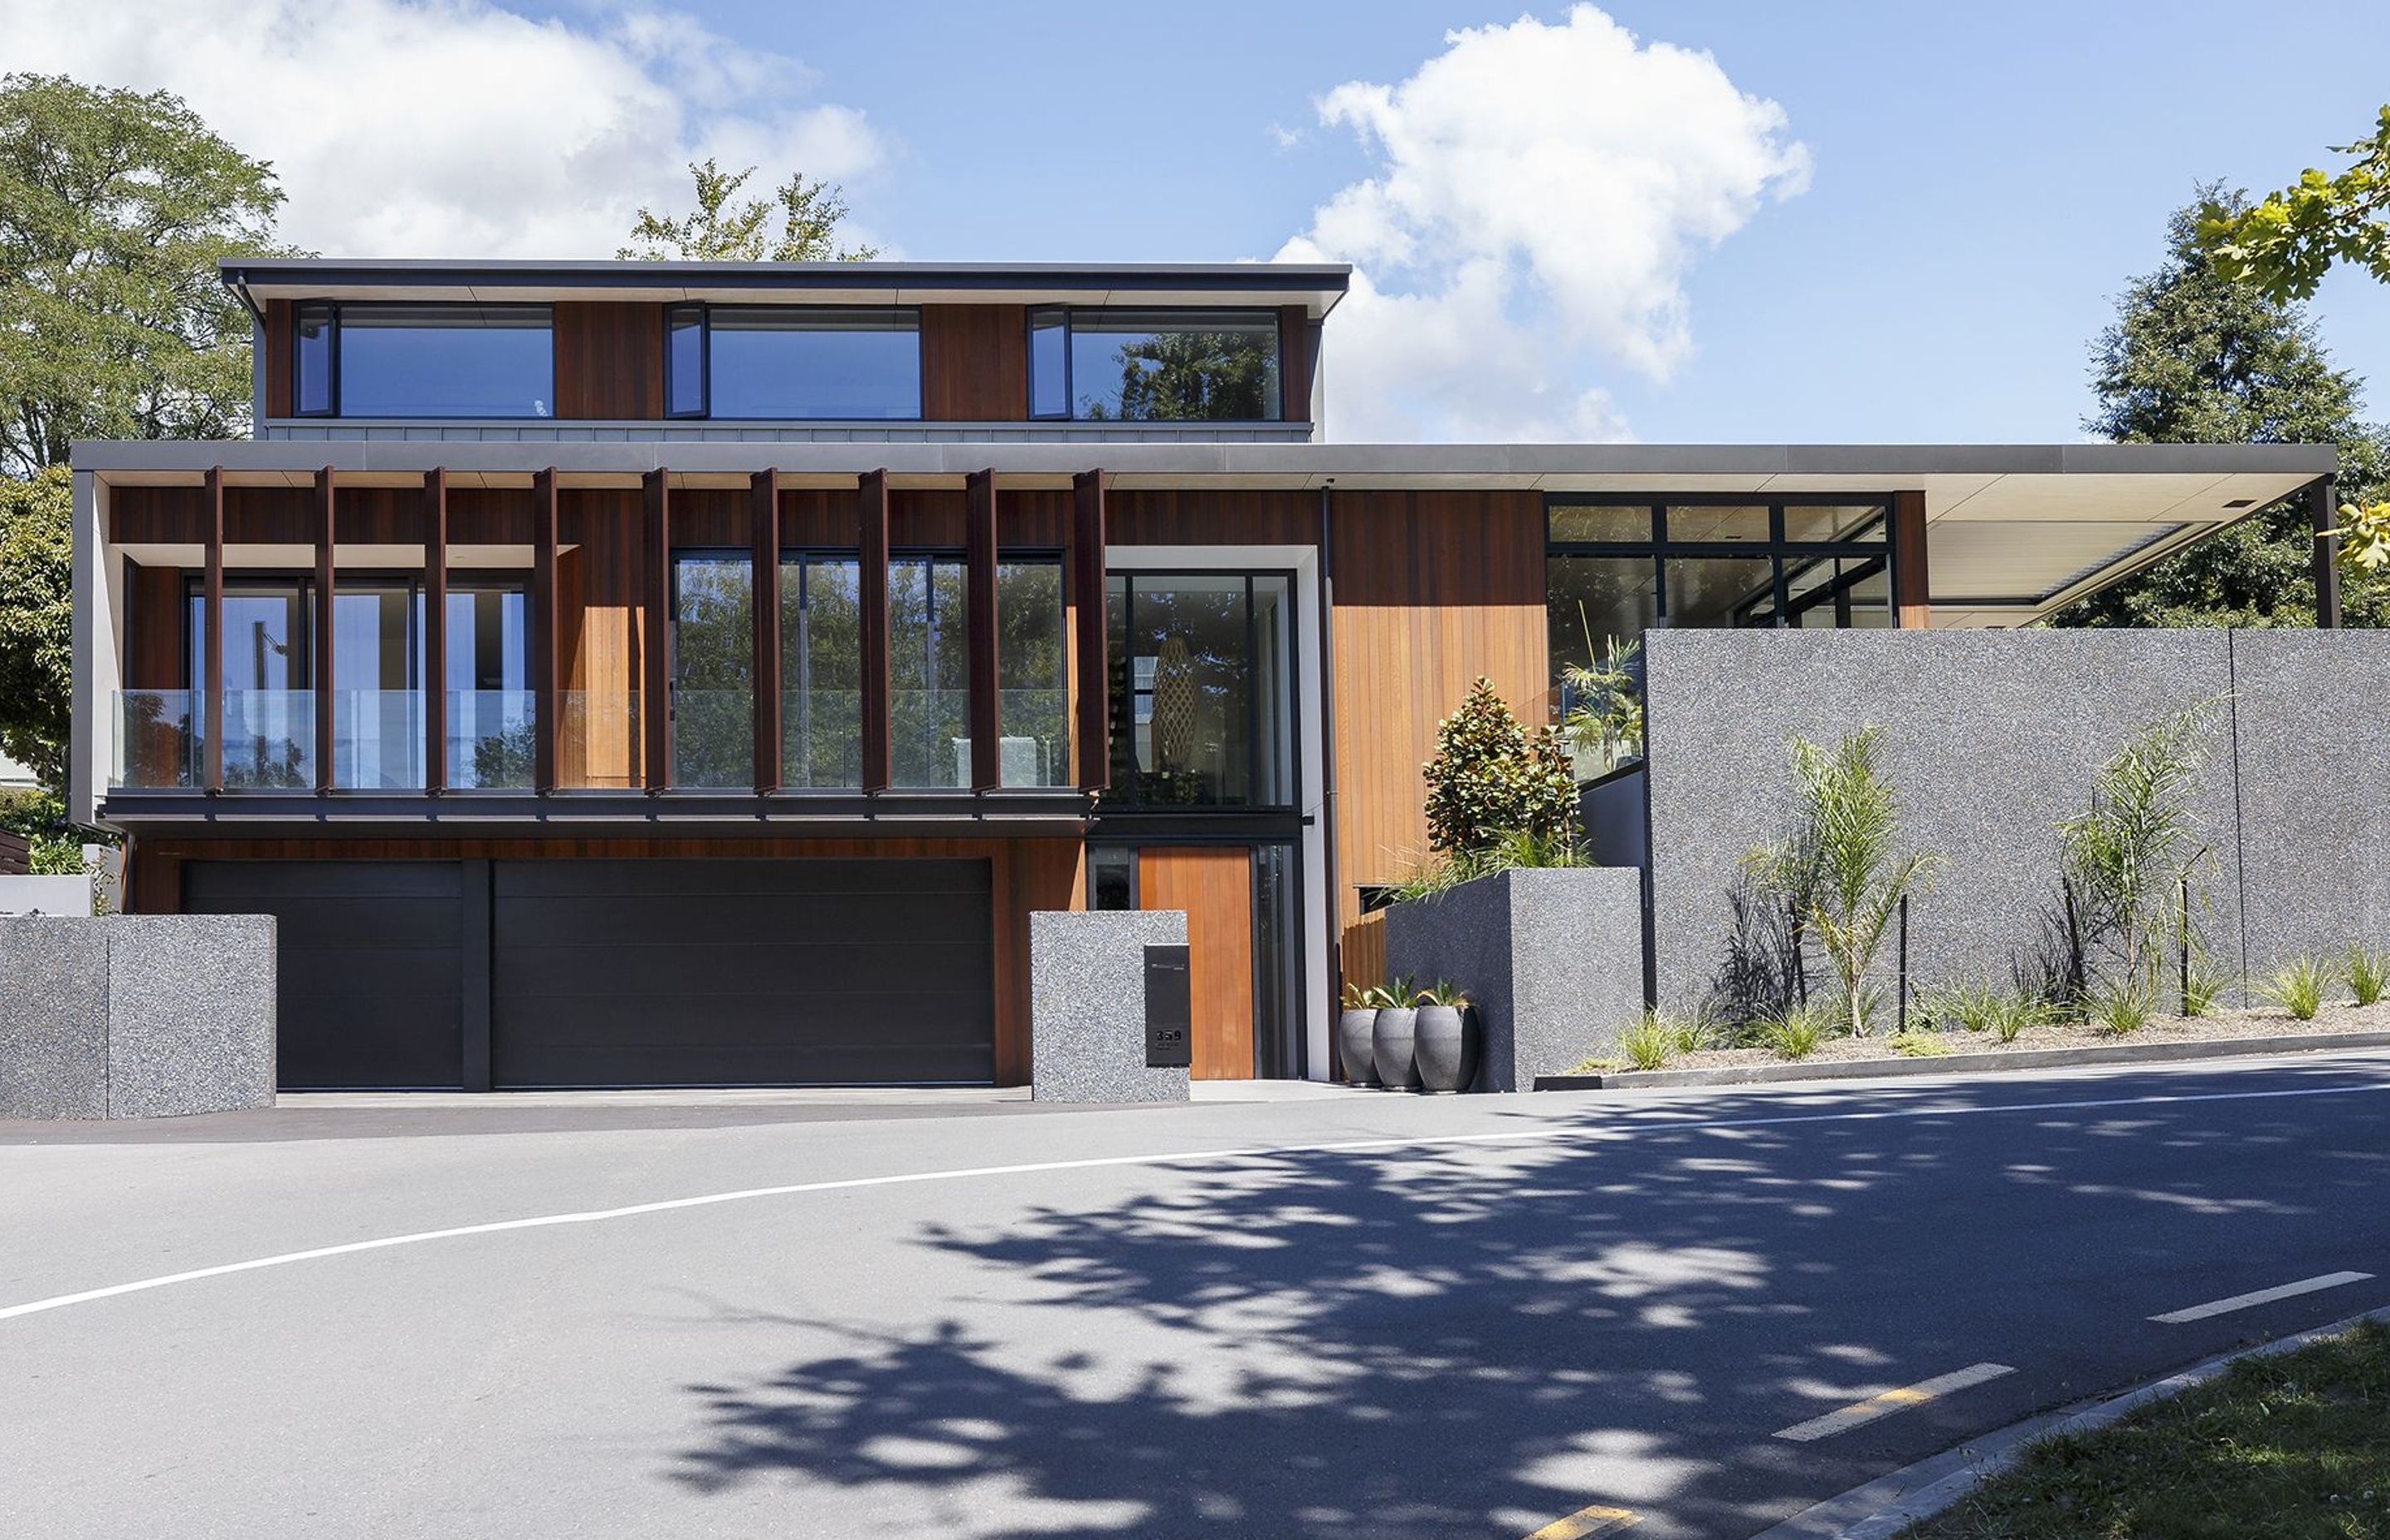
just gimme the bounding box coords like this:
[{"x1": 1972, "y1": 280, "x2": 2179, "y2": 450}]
[{"x1": 1543, "y1": 494, "x2": 1896, "y2": 629}]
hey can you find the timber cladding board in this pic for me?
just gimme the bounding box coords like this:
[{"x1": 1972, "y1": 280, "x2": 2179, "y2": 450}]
[
  {"x1": 920, "y1": 305, "x2": 1028, "y2": 422},
  {"x1": 554, "y1": 303, "x2": 666, "y2": 421},
  {"x1": 129, "y1": 836, "x2": 1086, "y2": 1087},
  {"x1": 1329, "y1": 489, "x2": 1548, "y2": 977},
  {"x1": 557, "y1": 488, "x2": 646, "y2": 789}
]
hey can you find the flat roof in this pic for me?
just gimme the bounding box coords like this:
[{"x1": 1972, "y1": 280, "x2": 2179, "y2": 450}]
[
  {"x1": 217, "y1": 257, "x2": 1353, "y2": 317},
  {"x1": 76, "y1": 439, "x2": 2333, "y2": 628}
]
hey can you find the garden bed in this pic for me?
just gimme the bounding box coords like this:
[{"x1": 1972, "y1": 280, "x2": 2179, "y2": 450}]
[{"x1": 1539, "y1": 1001, "x2": 2390, "y2": 1090}]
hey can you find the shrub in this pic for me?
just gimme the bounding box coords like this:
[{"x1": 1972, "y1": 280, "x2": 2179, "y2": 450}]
[
  {"x1": 1421, "y1": 677, "x2": 1580, "y2": 858},
  {"x1": 2348, "y1": 943, "x2": 2389, "y2": 1007},
  {"x1": 2257, "y1": 956, "x2": 2334, "y2": 1021},
  {"x1": 1922, "y1": 977, "x2": 2002, "y2": 1033},
  {"x1": 1618, "y1": 1011, "x2": 1676, "y2": 1072},
  {"x1": 1669, "y1": 1011, "x2": 1719, "y2": 1056},
  {"x1": 2088, "y1": 979, "x2": 2157, "y2": 1036},
  {"x1": 1986, "y1": 992, "x2": 2047, "y2": 1044},
  {"x1": 1761, "y1": 1001, "x2": 1828, "y2": 1060},
  {"x1": 1744, "y1": 726, "x2": 1939, "y2": 1038},
  {"x1": 1889, "y1": 1031, "x2": 1951, "y2": 1058},
  {"x1": 1559, "y1": 636, "x2": 1644, "y2": 777}
]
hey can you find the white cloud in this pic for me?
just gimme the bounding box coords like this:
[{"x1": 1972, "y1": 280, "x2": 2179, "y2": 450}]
[
  {"x1": 1281, "y1": 5, "x2": 1809, "y2": 441},
  {"x1": 0, "y1": 0, "x2": 890, "y2": 258}
]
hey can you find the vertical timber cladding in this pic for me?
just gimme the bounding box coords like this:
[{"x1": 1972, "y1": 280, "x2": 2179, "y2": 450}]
[
  {"x1": 146, "y1": 837, "x2": 1088, "y2": 1088},
  {"x1": 1328, "y1": 490, "x2": 1549, "y2": 987}
]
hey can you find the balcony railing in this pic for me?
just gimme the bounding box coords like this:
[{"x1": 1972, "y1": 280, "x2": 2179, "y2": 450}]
[{"x1": 110, "y1": 684, "x2": 1073, "y2": 797}]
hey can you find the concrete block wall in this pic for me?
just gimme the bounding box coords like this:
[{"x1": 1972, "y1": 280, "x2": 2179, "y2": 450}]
[
  {"x1": 1, "y1": 915, "x2": 276, "y2": 1119},
  {"x1": 1384, "y1": 868, "x2": 1645, "y2": 1089},
  {"x1": 1641, "y1": 628, "x2": 2390, "y2": 1017}
]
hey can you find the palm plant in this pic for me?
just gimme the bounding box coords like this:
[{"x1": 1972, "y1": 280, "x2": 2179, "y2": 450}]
[
  {"x1": 1559, "y1": 632, "x2": 1645, "y2": 777},
  {"x1": 2058, "y1": 700, "x2": 2217, "y2": 1009},
  {"x1": 1745, "y1": 726, "x2": 1939, "y2": 1037}
]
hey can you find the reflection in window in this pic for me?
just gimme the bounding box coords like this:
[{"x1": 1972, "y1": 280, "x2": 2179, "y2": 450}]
[
  {"x1": 1105, "y1": 573, "x2": 1294, "y2": 807},
  {"x1": 330, "y1": 305, "x2": 553, "y2": 418},
  {"x1": 188, "y1": 580, "x2": 313, "y2": 787},
  {"x1": 446, "y1": 585, "x2": 532, "y2": 788},
  {"x1": 330, "y1": 582, "x2": 422, "y2": 789},
  {"x1": 1087, "y1": 846, "x2": 1135, "y2": 911},
  {"x1": 890, "y1": 555, "x2": 968, "y2": 787},
  {"x1": 706, "y1": 307, "x2": 920, "y2": 420},
  {"x1": 1032, "y1": 309, "x2": 1281, "y2": 422},
  {"x1": 294, "y1": 302, "x2": 334, "y2": 417},
  {"x1": 672, "y1": 555, "x2": 754, "y2": 789},
  {"x1": 1547, "y1": 556, "x2": 1659, "y2": 680},
  {"x1": 997, "y1": 559, "x2": 1069, "y2": 787},
  {"x1": 779, "y1": 553, "x2": 862, "y2": 788}
]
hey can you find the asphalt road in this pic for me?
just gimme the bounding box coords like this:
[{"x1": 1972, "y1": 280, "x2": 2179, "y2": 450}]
[{"x1": 6, "y1": 1052, "x2": 2390, "y2": 1540}]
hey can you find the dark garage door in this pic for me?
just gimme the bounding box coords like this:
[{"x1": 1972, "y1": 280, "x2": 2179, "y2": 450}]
[
  {"x1": 182, "y1": 860, "x2": 466, "y2": 1090},
  {"x1": 490, "y1": 858, "x2": 995, "y2": 1088}
]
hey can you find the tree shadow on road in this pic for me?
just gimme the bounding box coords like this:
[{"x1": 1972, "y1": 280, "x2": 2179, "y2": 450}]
[{"x1": 663, "y1": 1063, "x2": 2390, "y2": 1540}]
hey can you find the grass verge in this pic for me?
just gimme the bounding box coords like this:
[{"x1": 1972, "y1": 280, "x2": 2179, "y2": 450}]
[{"x1": 1901, "y1": 1318, "x2": 2390, "y2": 1539}]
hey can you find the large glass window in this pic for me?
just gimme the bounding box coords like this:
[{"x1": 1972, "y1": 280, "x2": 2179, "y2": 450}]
[
  {"x1": 671, "y1": 555, "x2": 755, "y2": 789},
  {"x1": 997, "y1": 559, "x2": 1069, "y2": 787},
  {"x1": 188, "y1": 579, "x2": 314, "y2": 787},
  {"x1": 1032, "y1": 309, "x2": 1282, "y2": 422},
  {"x1": 445, "y1": 583, "x2": 533, "y2": 789},
  {"x1": 702, "y1": 307, "x2": 920, "y2": 420},
  {"x1": 310, "y1": 304, "x2": 554, "y2": 418},
  {"x1": 1105, "y1": 572, "x2": 1295, "y2": 807},
  {"x1": 779, "y1": 553, "x2": 863, "y2": 789},
  {"x1": 330, "y1": 582, "x2": 422, "y2": 789},
  {"x1": 890, "y1": 555, "x2": 969, "y2": 787},
  {"x1": 1545, "y1": 498, "x2": 1894, "y2": 686}
]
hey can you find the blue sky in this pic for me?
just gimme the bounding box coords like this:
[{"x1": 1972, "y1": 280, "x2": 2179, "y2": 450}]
[
  {"x1": 16, "y1": 0, "x2": 2390, "y2": 444},
  {"x1": 677, "y1": 0, "x2": 2390, "y2": 442}
]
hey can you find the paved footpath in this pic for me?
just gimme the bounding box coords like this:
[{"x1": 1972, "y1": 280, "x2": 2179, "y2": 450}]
[{"x1": 5, "y1": 1052, "x2": 2389, "y2": 1540}]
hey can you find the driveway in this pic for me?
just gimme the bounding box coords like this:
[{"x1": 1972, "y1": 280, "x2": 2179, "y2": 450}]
[{"x1": 5, "y1": 1052, "x2": 2389, "y2": 1539}]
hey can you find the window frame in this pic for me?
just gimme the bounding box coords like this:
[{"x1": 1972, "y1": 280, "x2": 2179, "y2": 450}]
[
  {"x1": 1543, "y1": 494, "x2": 1894, "y2": 633},
  {"x1": 1103, "y1": 567, "x2": 1302, "y2": 812},
  {"x1": 661, "y1": 303, "x2": 925, "y2": 422},
  {"x1": 1024, "y1": 306, "x2": 1285, "y2": 424},
  {"x1": 288, "y1": 301, "x2": 555, "y2": 421}
]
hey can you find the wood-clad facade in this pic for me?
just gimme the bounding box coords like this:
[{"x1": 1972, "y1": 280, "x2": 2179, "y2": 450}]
[{"x1": 79, "y1": 256, "x2": 2007, "y2": 1093}]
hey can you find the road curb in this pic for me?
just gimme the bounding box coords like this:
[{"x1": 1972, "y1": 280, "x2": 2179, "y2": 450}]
[
  {"x1": 1534, "y1": 1031, "x2": 2390, "y2": 1090},
  {"x1": 1747, "y1": 1304, "x2": 2390, "y2": 1540}
]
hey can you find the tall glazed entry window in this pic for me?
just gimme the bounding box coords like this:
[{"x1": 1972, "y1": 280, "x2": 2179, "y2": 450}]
[{"x1": 1104, "y1": 572, "x2": 1295, "y2": 808}]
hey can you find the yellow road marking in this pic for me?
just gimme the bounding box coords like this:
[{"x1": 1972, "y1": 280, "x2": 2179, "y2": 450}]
[
  {"x1": 1523, "y1": 1503, "x2": 1641, "y2": 1539},
  {"x1": 1773, "y1": 1362, "x2": 2014, "y2": 1442}
]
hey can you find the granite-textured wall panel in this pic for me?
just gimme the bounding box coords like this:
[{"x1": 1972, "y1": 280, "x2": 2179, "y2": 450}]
[
  {"x1": 106, "y1": 915, "x2": 276, "y2": 1118},
  {"x1": 2228, "y1": 629, "x2": 2390, "y2": 974},
  {"x1": 1385, "y1": 867, "x2": 1643, "y2": 1089},
  {"x1": 1644, "y1": 630, "x2": 2243, "y2": 1016},
  {"x1": 1029, "y1": 910, "x2": 1191, "y2": 1104},
  {"x1": 0, "y1": 919, "x2": 110, "y2": 1118}
]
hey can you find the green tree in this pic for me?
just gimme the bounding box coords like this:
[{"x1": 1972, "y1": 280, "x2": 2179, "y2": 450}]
[
  {"x1": 0, "y1": 72, "x2": 285, "y2": 475},
  {"x1": 0, "y1": 465, "x2": 71, "y2": 790},
  {"x1": 2199, "y1": 107, "x2": 2390, "y2": 303},
  {"x1": 619, "y1": 158, "x2": 879, "y2": 262},
  {"x1": 2051, "y1": 191, "x2": 2390, "y2": 629},
  {"x1": 1420, "y1": 677, "x2": 1578, "y2": 857}
]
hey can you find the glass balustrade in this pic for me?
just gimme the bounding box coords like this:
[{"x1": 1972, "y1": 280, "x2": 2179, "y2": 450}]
[
  {"x1": 330, "y1": 689, "x2": 425, "y2": 789},
  {"x1": 997, "y1": 689, "x2": 1072, "y2": 787},
  {"x1": 112, "y1": 690, "x2": 199, "y2": 788},
  {"x1": 671, "y1": 689, "x2": 754, "y2": 790},
  {"x1": 218, "y1": 690, "x2": 315, "y2": 788},
  {"x1": 780, "y1": 688, "x2": 862, "y2": 789},
  {"x1": 558, "y1": 691, "x2": 643, "y2": 790},
  {"x1": 446, "y1": 690, "x2": 536, "y2": 790},
  {"x1": 892, "y1": 686, "x2": 972, "y2": 789}
]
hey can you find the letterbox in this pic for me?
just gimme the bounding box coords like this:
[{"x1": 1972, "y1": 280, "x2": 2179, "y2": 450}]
[{"x1": 1144, "y1": 944, "x2": 1192, "y2": 1069}]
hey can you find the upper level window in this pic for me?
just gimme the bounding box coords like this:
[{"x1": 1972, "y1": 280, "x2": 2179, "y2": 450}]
[
  {"x1": 292, "y1": 303, "x2": 554, "y2": 419},
  {"x1": 668, "y1": 305, "x2": 921, "y2": 421},
  {"x1": 1028, "y1": 308, "x2": 1282, "y2": 422}
]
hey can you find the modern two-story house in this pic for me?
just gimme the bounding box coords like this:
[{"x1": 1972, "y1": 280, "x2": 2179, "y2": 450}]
[{"x1": 66, "y1": 258, "x2": 2339, "y2": 1091}]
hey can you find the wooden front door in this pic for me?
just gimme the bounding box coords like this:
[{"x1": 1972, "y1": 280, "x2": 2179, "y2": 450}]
[{"x1": 1139, "y1": 846, "x2": 1254, "y2": 1079}]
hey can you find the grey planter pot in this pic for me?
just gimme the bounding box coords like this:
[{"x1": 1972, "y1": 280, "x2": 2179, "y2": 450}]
[
  {"x1": 1336, "y1": 1008, "x2": 1379, "y2": 1086},
  {"x1": 1413, "y1": 1004, "x2": 1480, "y2": 1094},
  {"x1": 1372, "y1": 1006, "x2": 1420, "y2": 1091}
]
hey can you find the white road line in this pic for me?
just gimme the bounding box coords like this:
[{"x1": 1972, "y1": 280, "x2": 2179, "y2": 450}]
[
  {"x1": 6, "y1": 1077, "x2": 2390, "y2": 1327},
  {"x1": 1773, "y1": 1363, "x2": 2015, "y2": 1442},
  {"x1": 2149, "y1": 1270, "x2": 2374, "y2": 1324}
]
